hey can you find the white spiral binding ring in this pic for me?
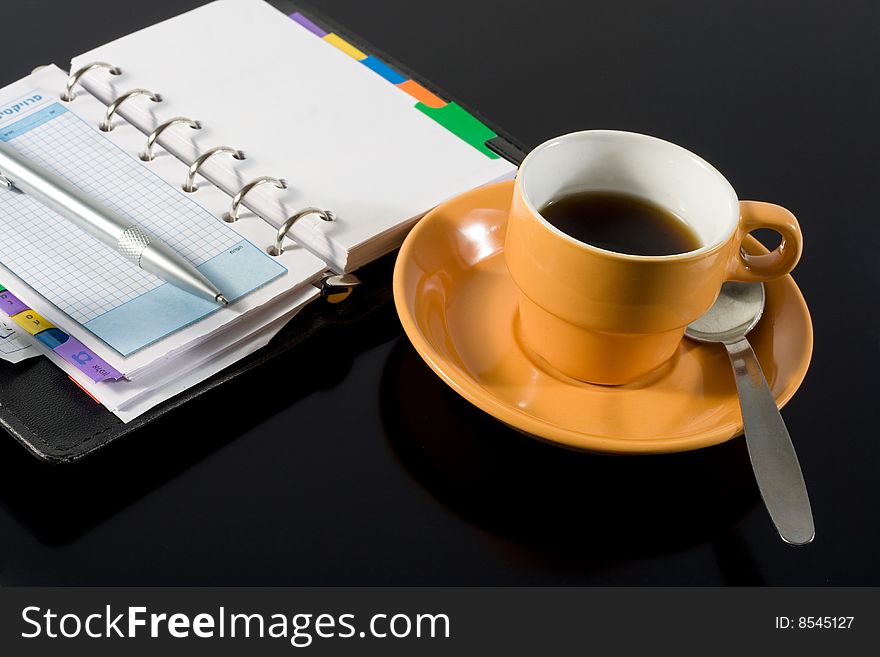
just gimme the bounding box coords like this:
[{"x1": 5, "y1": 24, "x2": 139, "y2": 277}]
[
  {"x1": 225, "y1": 176, "x2": 288, "y2": 223},
  {"x1": 183, "y1": 146, "x2": 245, "y2": 193},
  {"x1": 100, "y1": 88, "x2": 163, "y2": 132},
  {"x1": 268, "y1": 207, "x2": 335, "y2": 256},
  {"x1": 61, "y1": 61, "x2": 121, "y2": 102},
  {"x1": 140, "y1": 117, "x2": 202, "y2": 161}
]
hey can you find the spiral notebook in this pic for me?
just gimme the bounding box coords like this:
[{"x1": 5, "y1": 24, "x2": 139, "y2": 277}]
[
  {"x1": 0, "y1": 91, "x2": 295, "y2": 357},
  {"x1": 71, "y1": 0, "x2": 516, "y2": 273},
  {"x1": 0, "y1": 0, "x2": 517, "y2": 424}
]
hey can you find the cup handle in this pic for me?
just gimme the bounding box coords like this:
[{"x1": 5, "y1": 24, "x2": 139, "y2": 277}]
[{"x1": 728, "y1": 200, "x2": 803, "y2": 282}]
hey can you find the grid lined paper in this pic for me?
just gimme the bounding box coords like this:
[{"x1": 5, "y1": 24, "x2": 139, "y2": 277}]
[{"x1": 0, "y1": 105, "x2": 238, "y2": 325}]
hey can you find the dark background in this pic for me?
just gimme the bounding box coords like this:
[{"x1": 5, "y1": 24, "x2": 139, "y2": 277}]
[{"x1": 0, "y1": 0, "x2": 877, "y2": 585}]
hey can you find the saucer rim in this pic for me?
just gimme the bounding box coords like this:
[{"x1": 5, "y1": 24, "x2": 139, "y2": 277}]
[{"x1": 393, "y1": 181, "x2": 814, "y2": 454}]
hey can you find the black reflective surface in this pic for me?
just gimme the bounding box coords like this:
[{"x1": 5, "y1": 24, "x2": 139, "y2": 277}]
[{"x1": 0, "y1": 0, "x2": 877, "y2": 585}]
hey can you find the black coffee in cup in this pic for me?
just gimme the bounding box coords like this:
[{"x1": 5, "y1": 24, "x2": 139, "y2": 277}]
[{"x1": 539, "y1": 191, "x2": 701, "y2": 256}]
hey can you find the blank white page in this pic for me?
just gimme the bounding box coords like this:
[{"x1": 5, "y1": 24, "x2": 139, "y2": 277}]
[{"x1": 71, "y1": 0, "x2": 516, "y2": 272}]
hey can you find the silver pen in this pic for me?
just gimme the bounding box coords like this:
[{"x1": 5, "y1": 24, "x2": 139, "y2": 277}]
[{"x1": 0, "y1": 140, "x2": 228, "y2": 306}]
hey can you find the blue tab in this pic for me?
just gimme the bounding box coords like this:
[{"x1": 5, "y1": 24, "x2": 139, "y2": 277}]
[
  {"x1": 360, "y1": 56, "x2": 406, "y2": 84},
  {"x1": 35, "y1": 327, "x2": 69, "y2": 350}
]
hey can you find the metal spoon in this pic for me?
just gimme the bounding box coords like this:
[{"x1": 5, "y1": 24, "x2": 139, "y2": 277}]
[{"x1": 686, "y1": 281, "x2": 814, "y2": 546}]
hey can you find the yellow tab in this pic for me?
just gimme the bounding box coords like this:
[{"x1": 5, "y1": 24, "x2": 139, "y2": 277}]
[
  {"x1": 11, "y1": 309, "x2": 54, "y2": 335},
  {"x1": 323, "y1": 33, "x2": 367, "y2": 60}
]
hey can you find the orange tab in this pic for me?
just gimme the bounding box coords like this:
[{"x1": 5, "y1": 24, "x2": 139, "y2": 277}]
[{"x1": 396, "y1": 79, "x2": 446, "y2": 108}]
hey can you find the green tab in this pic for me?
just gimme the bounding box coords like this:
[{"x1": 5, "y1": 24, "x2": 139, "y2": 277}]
[
  {"x1": 0, "y1": 282, "x2": 6, "y2": 293},
  {"x1": 415, "y1": 102, "x2": 499, "y2": 159}
]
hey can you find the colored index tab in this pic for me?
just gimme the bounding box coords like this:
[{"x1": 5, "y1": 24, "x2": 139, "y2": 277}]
[
  {"x1": 53, "y1": 335, "x2": 123, "y2": 382},
  {"x1": 289, "y1": 12, "x2": 328, "y2": 37},
  {"x1": 0, "y1": 290, "x2": 29, "y2": 316},
  {"x1": 323, "y1": 33, "x2": 367, "y2": 60},
  {"x1": 360, "y1": 56, "x2": 406, "y2": 84},
  {"x1": 11, "y1": 309, "x2": 54, "y2": 335},
  {"x1": 0, "y1": 282, "x2": 6, "y2": 292},
  {"x1": 35, "y1": 327, "x2": 68, "y2": 350},
  {"x1": 396, "y1": 80, "x2": 446, "y2": 108},
  {"x1": 415, "y1": 102, "x2": 500, "y2": 159}
]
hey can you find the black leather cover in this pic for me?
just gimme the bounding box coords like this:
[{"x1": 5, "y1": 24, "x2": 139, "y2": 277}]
[{"x1": 0, "y1": 0, "x2": 524, "y2": 463}]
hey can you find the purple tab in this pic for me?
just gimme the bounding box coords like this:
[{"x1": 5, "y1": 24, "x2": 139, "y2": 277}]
[
  {"x1": 290, "y1": 12, "x2": 328, "y2": 37},
  {"x1": 0, "y1": 290, "x2": 29, "y2": 316},
  {"x1": 54, "y1": 336, "x2": 123, "y2": 382}
]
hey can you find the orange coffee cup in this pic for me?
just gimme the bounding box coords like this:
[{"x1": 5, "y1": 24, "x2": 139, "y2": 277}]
[{"x1": 505, "y1": 130, "x2": 802, "y2": 385}]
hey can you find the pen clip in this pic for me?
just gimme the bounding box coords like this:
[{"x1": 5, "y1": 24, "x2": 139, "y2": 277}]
[{"x1": 0, "y1": 173, "x2": 22, "y2": 193}]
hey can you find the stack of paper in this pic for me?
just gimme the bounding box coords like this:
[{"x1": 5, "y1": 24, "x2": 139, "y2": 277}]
[
  {"x1": 71, "y1": 0, "x2": 516, "y2": 272},
  {"x1": 0, "y1": 67, "x2": 326, "y2": 420},
  {"x1": 0, "y1": 0, "x2": 516, "y2": 422}
]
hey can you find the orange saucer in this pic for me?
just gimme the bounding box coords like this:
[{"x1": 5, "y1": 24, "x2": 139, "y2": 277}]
[{"x1": 393, "y1": 181, "x2": 813, "y2": 454}]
